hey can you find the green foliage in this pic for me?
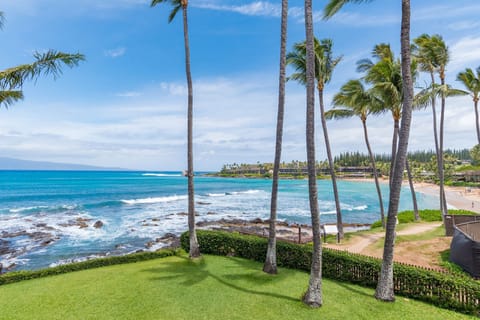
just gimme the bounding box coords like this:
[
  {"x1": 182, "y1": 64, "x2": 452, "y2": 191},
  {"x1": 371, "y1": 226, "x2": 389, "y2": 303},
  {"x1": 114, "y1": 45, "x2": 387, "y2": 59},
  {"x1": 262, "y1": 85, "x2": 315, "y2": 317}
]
[
  {"x1": 445, "y1": 181, "x2": 480, "y2": 187},
  {"x1": 182, "y1": 230, "x2": 480, "y2": 315},
  {"x1": 455, "y1": 165, "x2": 480, "y2": 172},
  {"x1": 371, "y1": 209, "x2": 476, "y2": 228},
  {"x1": 470, "y1": 144, "x2": 480, "y2": 165},
  {"x1": 0, "y1": 249, "x2": 178, "y2": 286}
]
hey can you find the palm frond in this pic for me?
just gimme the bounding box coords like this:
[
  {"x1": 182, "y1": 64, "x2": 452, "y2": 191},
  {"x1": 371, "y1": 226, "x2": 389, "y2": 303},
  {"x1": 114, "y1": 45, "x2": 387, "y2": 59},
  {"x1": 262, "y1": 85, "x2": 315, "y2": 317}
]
[
  {"x1": 412, "y1": 34, "x2": 449, "y2": 74},
  {"x1": 168, "y1": 4, "x2": 182, "y2": 23},
  {"x1": 0, "y1": 51, "x2": 85, "y2": 89},
  {"x1": 151, "y1": 0, "x2": 183, "y2": 22},
  {"x1": 356, "y1": 58, "x2": 373, "y2": 73},
  {"x1": 0, "y1": 90, "x2": 24, "y2": 109},
  {"x1": 457, "y1": 68, "x2": 480, "y2": 97},
  {"x1": 286, "y1": 37, "x2": 341, "y2": 87},
  {"x1": 325, "y1": 108, "x2": 355, "y2": 120},
  {"x1": 0, "y1": 11, "x2": 5, "y2": 30},
  {"x1": 323, "y1": 0, "x2": 372, "y2": 19}
]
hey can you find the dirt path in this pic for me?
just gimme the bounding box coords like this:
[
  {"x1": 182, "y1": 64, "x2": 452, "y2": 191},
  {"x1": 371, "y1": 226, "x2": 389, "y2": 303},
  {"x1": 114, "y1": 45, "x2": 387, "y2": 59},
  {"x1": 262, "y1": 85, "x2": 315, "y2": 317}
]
[{"x1": 324, "y1": 222, "x2": 443, "y2": 254}]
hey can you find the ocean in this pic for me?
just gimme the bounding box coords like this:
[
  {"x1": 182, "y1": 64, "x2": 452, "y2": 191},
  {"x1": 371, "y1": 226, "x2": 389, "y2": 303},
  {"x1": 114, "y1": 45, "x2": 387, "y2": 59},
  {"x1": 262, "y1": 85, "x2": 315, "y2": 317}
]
[{"x1": 0, "y1": 171, "x2": 439, "y2": 271}]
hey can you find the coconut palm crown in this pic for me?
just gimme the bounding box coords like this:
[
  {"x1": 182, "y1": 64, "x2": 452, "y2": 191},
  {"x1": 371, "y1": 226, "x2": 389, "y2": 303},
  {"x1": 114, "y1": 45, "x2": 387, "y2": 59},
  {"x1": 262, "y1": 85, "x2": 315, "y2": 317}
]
[
  {"x1": 151, "y1": 0, "x2": 184, "y2": 23},
  {"x1": 457, "y1": 67, "x2": 480, "y2": 144},
  {"x1": 287, "y1": 38, "x2": 342, "y2": 89}
]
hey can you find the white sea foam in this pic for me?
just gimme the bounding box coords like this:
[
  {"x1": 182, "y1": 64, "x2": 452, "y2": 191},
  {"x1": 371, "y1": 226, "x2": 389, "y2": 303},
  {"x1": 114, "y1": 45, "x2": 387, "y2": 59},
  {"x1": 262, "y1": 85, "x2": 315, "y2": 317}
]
[
  {"x1": 9, "y1": 206, "x2": 49, "y2": 213},
  {"x1": 207, "y1": 193, "x2": 226, "y2": 197},
  {"x1": 121, "y1": 195, "x2": 187, "y2": 205},
  {"x1": 142, "y1": 173, "x2": 182, "y2": 177},
  {"x1": 353, "y1": 205, "x2": 368, "y2": 211}
]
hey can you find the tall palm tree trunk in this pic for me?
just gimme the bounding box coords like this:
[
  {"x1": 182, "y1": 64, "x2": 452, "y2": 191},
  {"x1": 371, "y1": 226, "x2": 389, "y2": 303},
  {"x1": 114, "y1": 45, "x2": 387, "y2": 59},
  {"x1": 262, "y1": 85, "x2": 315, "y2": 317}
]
[
  {"x1": 375, "y1": 0, "x2": 413, "y2": 302},
  {"x1": 182, "y1": 5, "x2": 200, "y2": 258},
  {"x1": 318, "y1": 86, "x2": 344, "y2": 239},
  {"x1": 389, "y1": 118, "x2": 399, "y2": 189},
  {"x1": 439, "y1": 74, "x2": 448, "y2": 216},
  {"x1": 303, "y1": 0, "x2": 322, "y2": 308},
  {"x1": 475, "y1": 98, "x2": 480, "y2": 145},
  {"x1": 405, "y1": 159, "x2": 419, "y2": 220},
  {"x1": 264, "y1": 0, "x2": 288, "y2": 275},
  {"x1": 390, "y1": 118, "x2": 420, "y2": 223},
  {"x1": 428, "y1": 73, "x2": 446, "y2": 216},
  {"x1": 362, "y1": 119, "x2": 385, "y2": 227}
]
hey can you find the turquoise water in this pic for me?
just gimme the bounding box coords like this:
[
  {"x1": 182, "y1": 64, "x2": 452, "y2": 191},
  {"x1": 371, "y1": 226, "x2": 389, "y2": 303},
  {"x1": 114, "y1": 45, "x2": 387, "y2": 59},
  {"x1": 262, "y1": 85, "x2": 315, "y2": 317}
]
[{"x1": 0, "y1": 171, "x2": 439, "y2": 271}]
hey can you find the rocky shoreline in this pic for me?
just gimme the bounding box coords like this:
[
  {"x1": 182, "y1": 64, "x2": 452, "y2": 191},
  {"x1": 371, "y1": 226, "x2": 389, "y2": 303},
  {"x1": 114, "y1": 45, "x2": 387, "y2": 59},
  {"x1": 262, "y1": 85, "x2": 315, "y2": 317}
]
[{"x1": 0, "y1": 214, "x2": 371, "y2": 274}]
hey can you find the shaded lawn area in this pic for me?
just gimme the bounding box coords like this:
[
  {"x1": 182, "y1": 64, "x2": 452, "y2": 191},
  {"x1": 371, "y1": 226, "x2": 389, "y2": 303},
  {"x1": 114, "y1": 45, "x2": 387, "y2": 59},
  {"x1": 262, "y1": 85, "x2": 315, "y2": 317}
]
[{"x1": 0, "y1": 254, "x2": 474, "y2": 320}]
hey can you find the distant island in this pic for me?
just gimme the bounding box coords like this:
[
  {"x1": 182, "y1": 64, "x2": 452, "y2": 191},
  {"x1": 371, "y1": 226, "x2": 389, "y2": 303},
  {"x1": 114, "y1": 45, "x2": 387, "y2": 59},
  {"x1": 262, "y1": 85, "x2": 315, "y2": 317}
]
[{"x1": 0, "y1": 157, "x2": 127, "y2": 171}]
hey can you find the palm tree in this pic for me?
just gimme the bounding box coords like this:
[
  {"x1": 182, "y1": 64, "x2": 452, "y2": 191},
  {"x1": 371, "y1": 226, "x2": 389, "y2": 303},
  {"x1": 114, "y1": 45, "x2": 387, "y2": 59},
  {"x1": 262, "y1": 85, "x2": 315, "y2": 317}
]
[
  {"x1": 457, "y1": 67, "x2": 480, "y2": 145},
  {"x1": 263, "y1": 0, "x2": 288, "y2": 275},
  {"x1": 151, "y1": 0, "x2": 200, "y2": 258},
  {"x1": 324, "y1": 0, "x2": 415, "y2": 302},
  {"x1": 358, "y1": 44, "x2": 401, "y2": 185},
  {"x1": 287, "y1": 38, "x2": 344, "y2": 239},
  {"x1": 302, "y1": 0, "x2": 323, "y2": 308},
  {"x1": 325, "y1": 79, "x2": 386, "y2": 227},
  {"x1": 412, "y1": 34, "x2": 449, "y2": 216},
  {"x1": 357, "y1": 43, "x2": 419, "y2": 221}
]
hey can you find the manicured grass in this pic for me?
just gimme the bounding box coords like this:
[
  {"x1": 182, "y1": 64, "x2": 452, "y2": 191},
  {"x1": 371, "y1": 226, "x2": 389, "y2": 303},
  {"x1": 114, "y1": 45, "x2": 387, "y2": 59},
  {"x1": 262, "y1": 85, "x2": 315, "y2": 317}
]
[{"x1": 0, "y1": 254, "x2": 474, "y2": 319}]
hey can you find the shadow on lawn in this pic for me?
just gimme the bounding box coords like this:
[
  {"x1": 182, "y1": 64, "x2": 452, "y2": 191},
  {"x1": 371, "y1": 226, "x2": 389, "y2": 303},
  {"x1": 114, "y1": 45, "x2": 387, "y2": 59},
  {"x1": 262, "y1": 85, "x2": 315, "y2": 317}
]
[
  {"x1": 334, "y1": 281, "x2": 371, "y2": 298},
  {"x1": 144, "y1": 256, "x2": 299, "y2": 303}
]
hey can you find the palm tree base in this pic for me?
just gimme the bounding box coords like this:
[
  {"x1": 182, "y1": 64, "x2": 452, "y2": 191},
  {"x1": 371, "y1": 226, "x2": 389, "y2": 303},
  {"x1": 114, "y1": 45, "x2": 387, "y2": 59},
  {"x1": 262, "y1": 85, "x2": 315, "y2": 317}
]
[
  {"x1": 374, "y1": 281, "x2": 395, "y2": 302},
  {"x1": 302, "y1": 290, "x2": 322, "y2": 308},
  {"x1": 263, "y1": 242, "x2": 278, "y2": 274},
  {"x1": 262, "y1": 262, "x2": 277, "y2": 274},
  {"x1": 374, "y1": 292, "x2": 395, "y2": 302},
  {"x1": 189, "y1": 240, "x2": 201, "y2": 258}
]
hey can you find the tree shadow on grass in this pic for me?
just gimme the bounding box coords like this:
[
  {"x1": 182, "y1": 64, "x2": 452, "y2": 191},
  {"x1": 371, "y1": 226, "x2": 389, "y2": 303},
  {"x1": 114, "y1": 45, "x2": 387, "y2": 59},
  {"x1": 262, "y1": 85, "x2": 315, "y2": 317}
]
[
  {"x1": 334, "y1": 280, "x2": 372, "y2": 298},
  {"x1": 144, "y1": 255, "x2": 298, "y2": 303}
]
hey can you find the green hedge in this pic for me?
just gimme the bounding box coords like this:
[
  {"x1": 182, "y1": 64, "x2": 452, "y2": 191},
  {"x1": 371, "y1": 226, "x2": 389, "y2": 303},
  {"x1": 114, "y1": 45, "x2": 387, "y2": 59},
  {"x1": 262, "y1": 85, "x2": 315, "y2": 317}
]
[
  {"x1": 371, "y1": 209, "x2": 477, "y2": 228},
  {"x1": 182, "y1": 230, "x2": 480, "y2": 315},
  {"x1": 0, "y1": 249, "x2": 178, "y2": 286}
]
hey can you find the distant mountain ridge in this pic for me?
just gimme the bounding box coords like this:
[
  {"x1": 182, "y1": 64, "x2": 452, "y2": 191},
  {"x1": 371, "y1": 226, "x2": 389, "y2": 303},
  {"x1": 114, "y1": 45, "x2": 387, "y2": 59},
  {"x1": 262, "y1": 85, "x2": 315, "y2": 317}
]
[{"x1": 0, "y1": 157, "x2": 127, "y2": 171}]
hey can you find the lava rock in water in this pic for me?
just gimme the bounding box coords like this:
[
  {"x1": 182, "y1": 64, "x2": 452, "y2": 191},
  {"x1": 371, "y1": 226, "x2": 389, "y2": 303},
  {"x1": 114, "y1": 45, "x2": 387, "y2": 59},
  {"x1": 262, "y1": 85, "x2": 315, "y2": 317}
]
[
  {"x1": 93, "y1": 220, "x2": 104, "y2": 229},
  {"x1": 0, "y1": 239, "x2": 12, "y2": 255}
]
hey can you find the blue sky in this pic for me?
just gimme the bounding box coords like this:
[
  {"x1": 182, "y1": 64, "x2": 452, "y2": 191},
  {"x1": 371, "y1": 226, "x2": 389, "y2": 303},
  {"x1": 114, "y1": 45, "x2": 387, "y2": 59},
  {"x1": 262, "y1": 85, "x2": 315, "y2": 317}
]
[{"x1": 1, "y1": 0, "x2": 480, "y2": 170}]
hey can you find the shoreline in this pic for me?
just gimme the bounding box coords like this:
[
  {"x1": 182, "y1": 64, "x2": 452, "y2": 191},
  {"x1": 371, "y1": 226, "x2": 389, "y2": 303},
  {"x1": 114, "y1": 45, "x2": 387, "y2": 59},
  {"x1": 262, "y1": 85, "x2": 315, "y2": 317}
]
[{"x1": 340, "y1": 177, "x2": 480, "y2": 213}]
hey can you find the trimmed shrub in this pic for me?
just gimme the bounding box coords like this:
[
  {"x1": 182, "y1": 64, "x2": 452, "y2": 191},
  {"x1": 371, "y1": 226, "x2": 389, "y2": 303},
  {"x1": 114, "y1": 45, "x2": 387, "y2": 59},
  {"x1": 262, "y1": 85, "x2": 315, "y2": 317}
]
[
  {"x1": 0, "y1": 249, "x2": 178, "y2": 286},
  {"x1": 182, "y1": 230, "x2": 480, "y2": 315}
]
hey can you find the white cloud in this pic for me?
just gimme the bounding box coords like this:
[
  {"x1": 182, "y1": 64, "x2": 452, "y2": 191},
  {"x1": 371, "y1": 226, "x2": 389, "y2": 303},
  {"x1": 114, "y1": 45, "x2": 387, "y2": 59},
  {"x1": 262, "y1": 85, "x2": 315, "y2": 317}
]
[
  {"x1": 447, "y1": 20, "x2": 480, "y2": 31},
  {"x1": 414, "y1": 3, "x2": 480, "y2": 22},
  {"x1": 104, "y1": 47, "x2": 126, "y2": 58},
  {"x1": 193, "y1": 1, "x2": 281, "y2": 17},
  {"x1": 449, "y1": 36, "x2": 480, "y2": 73},
  {"x1": 116, "y1": 91, "x2": 142, "y2": 97}
]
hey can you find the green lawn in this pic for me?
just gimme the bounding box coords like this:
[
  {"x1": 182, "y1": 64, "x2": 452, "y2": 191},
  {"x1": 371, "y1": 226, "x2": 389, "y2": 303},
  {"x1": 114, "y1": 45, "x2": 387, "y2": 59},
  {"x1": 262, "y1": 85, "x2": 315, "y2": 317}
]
[{"x1": 0, "y1": 254, "x2": 474, "y2": 320}]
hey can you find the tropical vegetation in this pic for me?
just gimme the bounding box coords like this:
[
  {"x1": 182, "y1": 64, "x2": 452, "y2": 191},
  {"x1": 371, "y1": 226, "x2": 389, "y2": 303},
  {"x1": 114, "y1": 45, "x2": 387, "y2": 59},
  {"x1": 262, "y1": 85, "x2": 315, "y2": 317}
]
[{"x1": 3, "y1": 0, "x2": 480, "y2": 315}]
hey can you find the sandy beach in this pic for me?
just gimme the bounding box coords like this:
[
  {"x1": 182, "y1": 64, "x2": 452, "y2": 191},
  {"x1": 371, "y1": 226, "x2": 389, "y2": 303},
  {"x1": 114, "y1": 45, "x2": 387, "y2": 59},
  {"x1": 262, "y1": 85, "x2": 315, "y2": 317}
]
[
  {"x1": 340, "y1": 177, "x2": 480, "y2": 213},
  {"x1": 413, "y1": 182, "x2": 480, "y2": 213}
]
